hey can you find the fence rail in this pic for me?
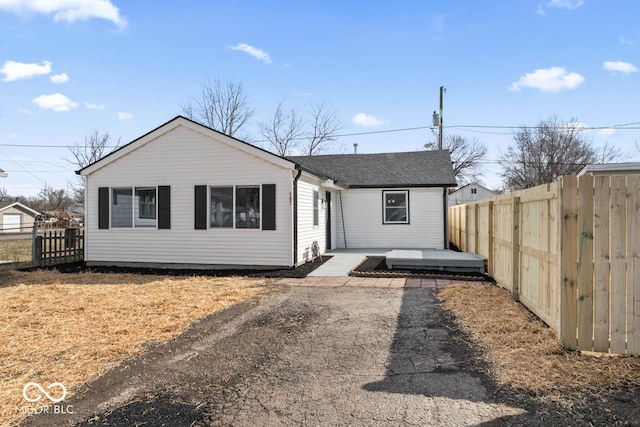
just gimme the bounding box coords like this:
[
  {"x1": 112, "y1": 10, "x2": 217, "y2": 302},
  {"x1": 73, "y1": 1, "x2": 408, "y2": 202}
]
[{"x1": 450, "y1": 176, "x2": 640, "y2": 356}]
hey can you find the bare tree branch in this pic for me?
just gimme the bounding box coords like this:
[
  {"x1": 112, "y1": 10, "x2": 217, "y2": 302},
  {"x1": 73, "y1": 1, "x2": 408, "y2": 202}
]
[
  {"x1": 66, "y1": 130, "x2": 121, "y2": 204},
  {"x1": 260, "y1": 100, "x2": 306, "y2": 156},
  {"x1": 500, "y1": 115, "x2": 623, "y2": 191},
  {"x1": 181, "y1": 79, "x2": 254, "y2": 137},
  {"x1": 303, "y1": 103, "x2": 342, "y2": 155},
  {"x1": 0, "y1": 187, "x2": 9, "y2": 202},
  {"x1": 434, "y1": 134, "x2": 487, "y2": 185}
]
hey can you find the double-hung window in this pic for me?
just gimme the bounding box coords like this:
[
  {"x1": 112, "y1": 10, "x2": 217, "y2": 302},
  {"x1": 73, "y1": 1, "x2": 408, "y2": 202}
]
[
  {"x1": 383, "y1": 190, "x2": 409, "y2": 224},
  {"x1": 112, "y1": 187, "x2": 157, "y2": 228},
  {"x1": 209, "y1": 186, "x2": 260, "y2": 229}
]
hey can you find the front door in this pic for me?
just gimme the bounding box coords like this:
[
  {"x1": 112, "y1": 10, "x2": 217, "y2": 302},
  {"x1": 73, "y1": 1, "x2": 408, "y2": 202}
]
[{"x1": 325, "y1": 191, "x2": 331, "y2": 251}]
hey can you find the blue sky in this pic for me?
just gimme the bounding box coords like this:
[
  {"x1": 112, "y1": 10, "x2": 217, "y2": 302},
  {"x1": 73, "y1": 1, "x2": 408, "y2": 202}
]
[{"x1": 1, "y1": 0, "x2": 639, "y2": 196}]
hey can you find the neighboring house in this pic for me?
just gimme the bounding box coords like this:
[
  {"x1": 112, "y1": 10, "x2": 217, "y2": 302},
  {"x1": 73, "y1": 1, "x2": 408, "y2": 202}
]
[
  {"x1": 0, "y1": 168, "x2": 7, "y2": 178},
  {"x1": 0, "y1": 201, "x2": 39, "y2": 232},
  {"x1": 78, "y1": 116, "x2": 457, "y2": 269},
  {"x1": 577, "y1": 162, "x2": 640, "y2": 177},
  {"x1": 448, "y1": 183, "x2": 497, "y2": 206}
]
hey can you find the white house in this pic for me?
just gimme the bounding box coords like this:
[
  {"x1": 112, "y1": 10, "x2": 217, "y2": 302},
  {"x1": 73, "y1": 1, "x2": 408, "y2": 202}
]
[
  {"x1": 448, "y1": 183, "x2": 497, "y2": 206},
  {"x1": 0, "y1": 201, "x2": 39, "y2": 232},
  {"x1": 78, "y1": 116, "x2": 457, "y2": 269}
]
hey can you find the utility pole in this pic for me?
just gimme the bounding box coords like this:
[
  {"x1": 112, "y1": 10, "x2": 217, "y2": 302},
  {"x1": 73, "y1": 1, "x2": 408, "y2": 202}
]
[{"x1": 438, "y1": 85, "x2": 444, "y2": 150}]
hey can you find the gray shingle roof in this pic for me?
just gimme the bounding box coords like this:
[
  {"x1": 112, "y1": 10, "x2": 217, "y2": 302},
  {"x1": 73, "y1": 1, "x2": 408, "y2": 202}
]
[{"x1": 287, "y1": 150, "x2": 457, "y2": 188}]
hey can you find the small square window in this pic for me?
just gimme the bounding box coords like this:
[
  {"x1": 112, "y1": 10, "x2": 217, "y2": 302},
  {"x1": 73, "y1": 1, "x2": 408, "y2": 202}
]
[
  {"x1": 471, "y1": 188, "x2": 477, "y2": 194},
  {"x1": 383, "y1": 190, "x2": 409, "y2": 224}
]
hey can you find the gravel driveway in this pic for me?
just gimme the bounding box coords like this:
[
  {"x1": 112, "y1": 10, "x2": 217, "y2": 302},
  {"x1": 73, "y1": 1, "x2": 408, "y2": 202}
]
[{"x1": 24, "y1": 284, "x2": 530, "y2": 426}]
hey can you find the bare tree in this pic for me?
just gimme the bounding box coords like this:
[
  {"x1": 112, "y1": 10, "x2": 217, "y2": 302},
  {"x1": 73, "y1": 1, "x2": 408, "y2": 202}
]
[
  {"x1": 260, "y1": 100, "x2": 305, "y2": 156},
  {"x1": 261, "y1": 101, "x2": 342, "y2": 156},
  {"x1": 302, "y1": 103, "x2": 342, "y2": 155},
  {"x1": 436, "y1": 135, "x2": 487, "y2": 185},
  {"x1": 181, "y1": 79, "x2": 254, "y2": 137},
  {"x1": 0, "y1": 187, "x2": 9, "y2": 202},
  {"x1": 67, "y1": 130, "x2": 121, "y2": 203},
  {"x1": 500, "y1": 116, "x2": 622, "y2": 191},
  {"x1": 37, "y1": 183, "x2": 72, "y2": 212}
]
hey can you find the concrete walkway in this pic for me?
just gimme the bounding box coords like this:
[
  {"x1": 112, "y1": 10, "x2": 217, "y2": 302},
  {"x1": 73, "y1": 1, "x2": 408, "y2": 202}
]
[
  {"x1": 306, "y1": 248, "x2": 394, "y2": 277},
  {"x1": 275, "y1": 276, "x2": 487, "y2": 289}
]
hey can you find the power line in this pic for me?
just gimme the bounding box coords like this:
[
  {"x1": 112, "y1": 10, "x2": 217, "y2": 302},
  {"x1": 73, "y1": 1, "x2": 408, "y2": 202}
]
[{"x1": 1, "y1": 120, "x2": 639, "y2": 149}]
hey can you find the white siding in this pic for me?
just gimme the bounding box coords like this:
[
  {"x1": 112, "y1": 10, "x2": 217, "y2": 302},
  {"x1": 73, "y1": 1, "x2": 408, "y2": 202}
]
[
  {"x1": 86, "y1": 125, "x2": 294, "y2": 267},
  {"x1": 334, "y1": 188, "x2": 445, "y2": 249},
  {"x1": 296, "y1": 175, "x2": 327, "y2": 264}
]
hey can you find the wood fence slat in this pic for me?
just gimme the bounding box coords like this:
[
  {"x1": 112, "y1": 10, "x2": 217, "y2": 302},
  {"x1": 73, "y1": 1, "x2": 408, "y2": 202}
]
[
  {"x1": 610, "y1": 176, "x2": 628, "y2": 353},
  {"x1": 488, "y1": 201, "x2": 494, "y2": 276},
  {"x1": 512, "y1": 196, "x2": 521, "y2": 301},
  {"x1": 577, "y1": 174, "x2": 594, "y2": 351},
  {"x1": 626, "y1": 176, "x2": 640, "y2": 355},
  {"x1": 593, "y1": 176, "x2": 611, "y2": 352},
  {"x1": 559, "y1": 176, "x2": 579, "y2": 349}
]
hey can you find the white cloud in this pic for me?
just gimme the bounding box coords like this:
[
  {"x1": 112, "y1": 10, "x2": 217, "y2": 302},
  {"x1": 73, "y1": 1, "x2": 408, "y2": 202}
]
[
  {"x1": 0, "y1": 60, "x2": 51, "y2": 82},
  {"x1": 352, "y1": 113, "x2": 387, "y2": 128},
  {"x1": 619, "y1": 36, "x2": 636, "y2": 46},
  {"x1": 49, "y1": 72, "x2": 68, "y2": 83},
  {"x1": 510, "y1": 66, "x2": 585, "y2": 92},
  {"x1": 598, "y1": 128, "x2": 616, "y2": 137},
  {"x1": 432, "y1": 15, "x2": 444, "y2": 32},
  {"x1": 0, "y1": 0, "x2": 126, "y2": 27},
  {"x1": 547, "y1": 0, "x2": 584, "y2": 9},
  {"x1": 603, "y1": 60, "x2": 639, "y2": 74},
  {"x1": 229, "y1": 43, "x2": 272, "y2": 64},
  {"x1": 537, "y1": 0, "x2": 583, "y2": 15},
  {"x1": 117, "y1": 111, "x2": 132, "y2": 120},
  {"x1": 85, "y1": 101, "x2": 104, "y2": 109},
  {"x1": 32, "y1": 93, "x2": 78, "y2": 111}
]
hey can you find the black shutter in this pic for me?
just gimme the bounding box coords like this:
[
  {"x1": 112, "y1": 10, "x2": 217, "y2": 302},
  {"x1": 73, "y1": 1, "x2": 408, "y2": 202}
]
[
  {"x1": 262, "y1": 184, "x2": 276, "y2": 230},
  {"x1": 194, "y1": 185, "x2": 207, "y2": 230},
  {"x1": 98, "y1": 187, "x2": 109, "y2": 229},
  {"x1": 158, "y1": 186, "x2": 171, "y2": 229}
]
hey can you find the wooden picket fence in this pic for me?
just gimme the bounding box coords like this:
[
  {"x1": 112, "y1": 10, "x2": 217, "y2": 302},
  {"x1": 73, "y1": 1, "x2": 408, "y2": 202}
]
[
  {"x1": 33, "y1": 229, "x2": 84, "y2": 267},
  {"x1": 450, "y1": 175, "x2": 640, "y2": 356}
]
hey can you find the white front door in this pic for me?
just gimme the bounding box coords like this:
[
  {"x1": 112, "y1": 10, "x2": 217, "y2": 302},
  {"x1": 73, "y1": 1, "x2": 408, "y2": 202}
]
[{"x1": 2, "y1": 214, "x2": 21, "y2": 232}]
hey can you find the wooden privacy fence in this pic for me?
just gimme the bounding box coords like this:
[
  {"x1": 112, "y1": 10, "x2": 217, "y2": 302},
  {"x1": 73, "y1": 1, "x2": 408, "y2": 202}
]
[
  {"x1": 33, "y1": 229, "x2": 84, "y2": 267},
  {"x1": 450, "y1": 175, "x2": 640, "y2": 356}
]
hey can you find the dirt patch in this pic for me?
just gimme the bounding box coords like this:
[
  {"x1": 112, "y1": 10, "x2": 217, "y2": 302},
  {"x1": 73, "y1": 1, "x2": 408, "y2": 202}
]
[
  {"x1": 42, "y1": 256, "x2": 331, "y2": 279},
  {"x1": 351, "y1": 256, "x2": 493, "y2": 281},
  {"x1": 0, "y1": 270, "x2": 264, "y2": 427},
  {"x1": 438, "y1": 283, "x2": 640, "y2": 425}
]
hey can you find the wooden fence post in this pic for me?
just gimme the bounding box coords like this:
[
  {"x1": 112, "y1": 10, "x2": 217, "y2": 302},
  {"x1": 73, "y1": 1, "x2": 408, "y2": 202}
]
[
  {"x1": 512, "y1": 196, "x2": 521, "y2": 301},
  {"x1": 577, "y1": 174, "x2": 594, "y2": 351},
  {"x1": 559, "y1": 176, "x2": 579, "y2": 350},
  {"x1": 474, "y1": 203, "x2": 479, "y2": 254},
  {"x1": 488, "y1": 201, "x2": 494, "y2": 276}
]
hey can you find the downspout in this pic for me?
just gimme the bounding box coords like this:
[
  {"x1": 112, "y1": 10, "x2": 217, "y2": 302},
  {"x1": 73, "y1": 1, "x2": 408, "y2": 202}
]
[
  {"x1": 443, "y1": 187, "x2": 449, "y2": 249},
  {"x1": 339, "y1": 190, "x2": 347, "y2": 249},
  {"x1": 292, "y1": 168, "x2": 302, "y2": 266}
]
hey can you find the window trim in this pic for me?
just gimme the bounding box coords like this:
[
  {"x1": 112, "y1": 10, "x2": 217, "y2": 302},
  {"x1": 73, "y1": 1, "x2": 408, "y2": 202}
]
[{"x1": 382, "y1": 190, "x2": 410, "y2": 225}]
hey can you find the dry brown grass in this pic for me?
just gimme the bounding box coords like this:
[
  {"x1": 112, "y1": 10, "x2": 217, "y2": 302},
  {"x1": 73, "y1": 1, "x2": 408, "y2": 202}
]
[
  {"x1": 438, "y1": 284, "x2": 640, "y2": 404},
  {"x1": 0, "y1": 270, "x2": 264, "y2": 426}
]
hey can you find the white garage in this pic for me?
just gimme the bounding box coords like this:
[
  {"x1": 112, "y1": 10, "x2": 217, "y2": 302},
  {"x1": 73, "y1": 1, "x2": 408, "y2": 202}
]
[{"x1": 0, "y1": 202, "x2": 39, "y2": 233}]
